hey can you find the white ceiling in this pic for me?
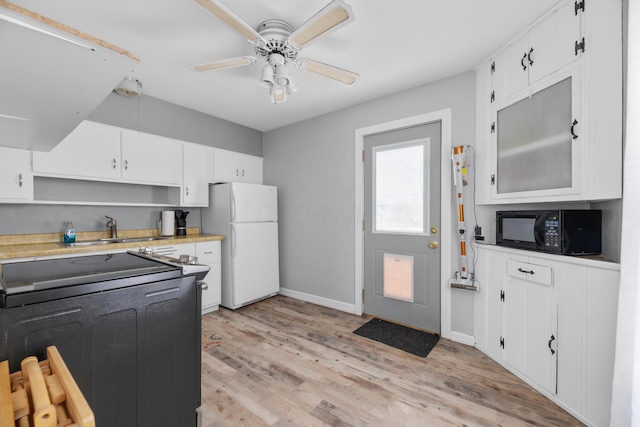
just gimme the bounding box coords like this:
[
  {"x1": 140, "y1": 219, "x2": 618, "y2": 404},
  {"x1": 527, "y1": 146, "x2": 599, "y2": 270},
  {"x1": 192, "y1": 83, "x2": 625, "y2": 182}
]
[{"x1": 14, "y1": 0, "x2": 559, "y2": 132}]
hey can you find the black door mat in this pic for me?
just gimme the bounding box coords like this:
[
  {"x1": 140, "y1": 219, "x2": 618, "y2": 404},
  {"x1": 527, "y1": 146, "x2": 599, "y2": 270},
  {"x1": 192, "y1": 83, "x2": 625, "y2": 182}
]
[{"x1": 353, "y1": 318, "x2": 440, "y2": 357}]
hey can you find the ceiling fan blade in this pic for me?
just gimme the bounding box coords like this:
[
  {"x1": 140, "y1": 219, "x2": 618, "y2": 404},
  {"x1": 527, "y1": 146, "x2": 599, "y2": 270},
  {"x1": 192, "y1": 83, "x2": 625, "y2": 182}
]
[
  {"x1": 194, "y1": 0, "x2": 265, "y2": 45},
  {"x1": 297, "y1": 58, "x2": 359, "y2": 85},
  {"x1": 288, "y1": 0, "x2": 355, "y2": 50},
  {"x1": 191, "y1": 56, "x2": 257, "y2": 72}
]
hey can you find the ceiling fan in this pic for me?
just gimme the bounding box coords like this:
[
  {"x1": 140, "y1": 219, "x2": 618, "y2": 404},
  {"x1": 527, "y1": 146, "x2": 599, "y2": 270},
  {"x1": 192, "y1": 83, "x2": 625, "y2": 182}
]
[{"x1": 191, "y1": 0, "x2": 359, "y2": 104}]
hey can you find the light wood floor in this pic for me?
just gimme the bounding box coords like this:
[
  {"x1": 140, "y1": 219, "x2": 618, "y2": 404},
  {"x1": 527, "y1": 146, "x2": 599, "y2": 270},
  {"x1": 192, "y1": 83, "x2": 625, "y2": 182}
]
[{"x1": 200, "y1": 295, "x2": 583, "y2": 426}]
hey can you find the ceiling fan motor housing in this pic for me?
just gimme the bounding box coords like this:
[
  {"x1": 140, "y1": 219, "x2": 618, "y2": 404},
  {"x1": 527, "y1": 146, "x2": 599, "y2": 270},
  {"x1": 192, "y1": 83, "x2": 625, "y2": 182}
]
[{"x1": 255, "y1": 19, "x2": 298, "y2": 62}]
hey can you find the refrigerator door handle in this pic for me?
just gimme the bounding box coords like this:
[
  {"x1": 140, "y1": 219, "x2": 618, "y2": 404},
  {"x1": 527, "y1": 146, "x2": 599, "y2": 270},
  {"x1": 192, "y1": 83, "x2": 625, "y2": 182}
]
[
  {"x1": 231, "y1": 187, "x2": 237, "y2": 223},
  {"x1": 231, "y1": 224, "x2": 237, "y2": 258}
]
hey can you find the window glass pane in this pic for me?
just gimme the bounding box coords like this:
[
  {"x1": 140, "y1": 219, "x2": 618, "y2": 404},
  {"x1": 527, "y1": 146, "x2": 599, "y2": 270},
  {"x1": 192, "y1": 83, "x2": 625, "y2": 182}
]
[
  {"x1": 497, "y1": 77, "x2": 572, "y2": 193},
  {"x1": 374, "y1": 143, "x2": 424, "y2": 233}
]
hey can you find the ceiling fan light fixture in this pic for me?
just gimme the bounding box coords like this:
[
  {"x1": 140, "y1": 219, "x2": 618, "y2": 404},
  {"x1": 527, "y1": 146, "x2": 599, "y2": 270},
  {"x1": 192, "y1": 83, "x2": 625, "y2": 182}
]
[
  {"x1": 114, "y1": 76, "x2": 142, "y2": 97},
  {"x1": 260, "y1": 64, "x2": 275, "y2": 88},
  {"x1": 288, "y1": 0, "x2": 354, "y2": 49},
  {"x1": 191, "y1": 56, "x2": 256, "y2": 72},
  {"x1": 271, "y1": 86, "x2": 287, "y2": 104},
  {"x1": 275, "y1": 64, "x2": 291, "y2": 86}
]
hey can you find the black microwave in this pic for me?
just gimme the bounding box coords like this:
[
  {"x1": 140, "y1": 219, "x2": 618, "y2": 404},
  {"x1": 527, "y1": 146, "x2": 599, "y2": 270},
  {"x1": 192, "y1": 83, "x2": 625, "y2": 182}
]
[{"x1": 496, "y1": 210, "x2": 602, "y2": 255}]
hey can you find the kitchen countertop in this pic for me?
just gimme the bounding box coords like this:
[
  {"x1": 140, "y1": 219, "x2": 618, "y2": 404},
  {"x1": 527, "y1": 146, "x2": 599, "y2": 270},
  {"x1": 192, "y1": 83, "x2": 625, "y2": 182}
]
[{"x1": 0, "y1": 227, "x2": 224, "y2": 260}]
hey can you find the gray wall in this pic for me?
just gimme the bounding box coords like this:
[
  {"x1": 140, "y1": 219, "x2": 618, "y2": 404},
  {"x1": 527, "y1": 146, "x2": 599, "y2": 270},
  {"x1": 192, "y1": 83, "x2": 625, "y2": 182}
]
[
  {"x1": 89, "y1": 92, "x2": 263, "y2": 156},
  {"x1": 263, "y1": 71, "x2": 477, "y2": 336},
  {"x1": 0, "y1": 92, "x2": 262, "y2": 236}
]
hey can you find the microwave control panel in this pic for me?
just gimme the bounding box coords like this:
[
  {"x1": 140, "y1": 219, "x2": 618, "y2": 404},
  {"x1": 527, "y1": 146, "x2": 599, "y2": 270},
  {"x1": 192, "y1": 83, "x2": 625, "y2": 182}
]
[{"x1": 543, "y1": 214, "x2": 560, "y2": 249}]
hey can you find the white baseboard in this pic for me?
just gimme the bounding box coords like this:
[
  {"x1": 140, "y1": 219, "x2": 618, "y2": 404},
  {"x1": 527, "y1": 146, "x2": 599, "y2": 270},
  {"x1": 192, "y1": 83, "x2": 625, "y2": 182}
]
[
  {"x1": 450, "y1": 331, "x2": 476, "y2": 347},
  {"x1": 278, "y1": 288, "x2": 357, "y2": 314}
]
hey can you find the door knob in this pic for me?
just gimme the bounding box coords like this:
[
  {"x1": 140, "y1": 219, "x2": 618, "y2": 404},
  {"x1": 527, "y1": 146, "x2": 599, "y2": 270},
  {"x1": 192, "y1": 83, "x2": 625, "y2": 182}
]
[
  {"x1": 430, "y1": 226, "x2": 438, "y2": 234},
  {"x1": 429, "y1": 241, "x2": 439, "y2": 249}
]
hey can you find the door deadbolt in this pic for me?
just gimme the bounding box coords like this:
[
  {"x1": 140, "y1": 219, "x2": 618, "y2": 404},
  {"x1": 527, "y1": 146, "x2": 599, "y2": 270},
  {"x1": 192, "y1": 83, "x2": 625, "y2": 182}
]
[
  {"x1": 430, "y1": 226, "x2": 438, "y2": 234},
  {"x1": 429, "y1": 241, "x2": 439, "y2": 249}
]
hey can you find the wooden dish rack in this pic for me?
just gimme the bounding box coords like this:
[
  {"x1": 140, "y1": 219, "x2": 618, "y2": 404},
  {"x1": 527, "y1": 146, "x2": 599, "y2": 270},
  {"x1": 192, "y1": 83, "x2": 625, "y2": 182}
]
[{"x1": 0, "y1": 346, "x2": 94, "y2": 427}]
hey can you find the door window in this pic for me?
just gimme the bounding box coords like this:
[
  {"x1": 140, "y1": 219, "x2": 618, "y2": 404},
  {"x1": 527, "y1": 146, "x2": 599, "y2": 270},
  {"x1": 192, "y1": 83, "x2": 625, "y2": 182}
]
[{"x1": 373, "y1": 139, "x2": 429, "y2": 235}]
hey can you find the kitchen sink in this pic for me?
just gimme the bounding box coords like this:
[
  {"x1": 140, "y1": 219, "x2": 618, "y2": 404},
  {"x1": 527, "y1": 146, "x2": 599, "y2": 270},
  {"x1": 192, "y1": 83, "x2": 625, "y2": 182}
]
[{"x1": 61, "y1": 236, "x2": 174, "y2": 247}]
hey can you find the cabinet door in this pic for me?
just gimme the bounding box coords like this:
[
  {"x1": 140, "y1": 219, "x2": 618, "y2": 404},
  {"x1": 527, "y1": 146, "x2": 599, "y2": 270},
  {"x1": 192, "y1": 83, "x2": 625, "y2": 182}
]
[
  {"x1": 212, "y1": 149, "x2": 241, "y2": 183},
  {"x1": 32, "y1": 121, "x2": 121, "y2": 181},
  {"x1": 182, "y1": 143, "x2": 211, "y2": 206},
  {"x1": 527, "y1": 18, "x2": 552, "y2": 85},
  {"x1": 196, "y1": 241, "x2": 221, "y2": 313},
  {"x1": 505, "y1": 277, "x2": 555, "y2": 393},
  {"x1": 492, "y1": 66, "x2": 582, "y2": 200},
  {"x1": 507, "y1": 35, "x2": 530, "y2": 96},
  {"x1": 239, "y1": 154, "x2": 264, "y2": 184},
  {"x1": 0, "y1": 147, "x2": 32, "y2": 202},
  {"x1": 551, "y1": 0, "x2": 583, "y2": 72},
  {"x1": 121, "y1": 131, "x2": 183, "y2": 186}
]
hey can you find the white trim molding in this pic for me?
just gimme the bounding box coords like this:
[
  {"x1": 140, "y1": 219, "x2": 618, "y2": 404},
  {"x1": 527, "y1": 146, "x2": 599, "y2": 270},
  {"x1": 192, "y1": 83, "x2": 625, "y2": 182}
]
[
  {"x1": 278, "y1": 288, "x2": 357, "y2": 314},
  {"x1": 354, "y1": 109, "x2": 453, "y2": 339}
]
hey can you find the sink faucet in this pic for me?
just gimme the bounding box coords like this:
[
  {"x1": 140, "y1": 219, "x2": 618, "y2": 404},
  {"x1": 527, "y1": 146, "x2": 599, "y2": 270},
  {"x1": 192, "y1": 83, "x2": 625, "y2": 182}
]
[{"x1": 105, "y1": 215, "x2": 118, "y2": 238}]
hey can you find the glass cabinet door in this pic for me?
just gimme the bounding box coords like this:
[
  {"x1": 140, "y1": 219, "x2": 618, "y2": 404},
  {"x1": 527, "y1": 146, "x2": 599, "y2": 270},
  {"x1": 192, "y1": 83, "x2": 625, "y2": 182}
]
[
  {"x1": 497, "y1": 77, "x2": 572, "y2": 194},
  {"x1": 492, "y1": 67, "x2": 581, "y2": 199}
]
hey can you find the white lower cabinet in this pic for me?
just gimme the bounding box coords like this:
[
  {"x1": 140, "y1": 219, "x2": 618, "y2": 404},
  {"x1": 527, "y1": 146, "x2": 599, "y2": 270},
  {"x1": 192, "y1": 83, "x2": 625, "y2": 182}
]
[
  {"x1": 196, "y1": 241, "x2": 221, "y2": 314},
  {"x1": 475, "y1": 245, "x2": 620, "y2": 427}
]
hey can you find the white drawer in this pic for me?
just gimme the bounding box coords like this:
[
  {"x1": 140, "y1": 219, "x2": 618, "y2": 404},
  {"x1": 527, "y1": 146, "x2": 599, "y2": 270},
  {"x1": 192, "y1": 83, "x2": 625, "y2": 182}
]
[
  {"x1": 507, "y1": 259, "x2": 552, "y2": 286},
  {"x1": 196, "y1": 241, "x2": 221, "y2": 264}
]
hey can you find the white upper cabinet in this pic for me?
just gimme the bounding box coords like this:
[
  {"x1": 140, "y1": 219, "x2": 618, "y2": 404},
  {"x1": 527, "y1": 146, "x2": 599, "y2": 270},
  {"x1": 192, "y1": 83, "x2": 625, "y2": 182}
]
[
  {"x1": 478, "y1": 0, "x2": 621, "y2": 204},
  {"x1": 213, "y1": 149, "x2": 263, "y2": 184},
  {"x1": 32, "y1": 121, "x2": 121, "y2": 181},
  {"x1": 491, "y1": 0, "x2": 582, "y2": 103},
  {"x1": 0, "y1": 147, "x2": 32, "y2": 203},
  {"x1": 34, "y1": 121, "x2": 184, "y2": 187},
  {"x1": 182, "y1": 143, "x2": 212, "y2": 206},
  {"x1": 120, "y1": 130, "x2": 183, "y2": 186}
]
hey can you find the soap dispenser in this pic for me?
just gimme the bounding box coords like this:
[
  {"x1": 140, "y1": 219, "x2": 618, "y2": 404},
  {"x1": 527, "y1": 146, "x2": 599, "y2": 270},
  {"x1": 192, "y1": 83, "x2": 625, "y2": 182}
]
[{"x1": 64, "y1": 222, "x2": 76, "y2": 243}]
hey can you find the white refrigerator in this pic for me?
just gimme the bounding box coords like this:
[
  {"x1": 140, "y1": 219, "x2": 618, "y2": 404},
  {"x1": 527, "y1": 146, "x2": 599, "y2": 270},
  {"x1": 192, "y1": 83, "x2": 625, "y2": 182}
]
[{"x1": 202, "y1": 182, "x2": 279, "y2": 309}]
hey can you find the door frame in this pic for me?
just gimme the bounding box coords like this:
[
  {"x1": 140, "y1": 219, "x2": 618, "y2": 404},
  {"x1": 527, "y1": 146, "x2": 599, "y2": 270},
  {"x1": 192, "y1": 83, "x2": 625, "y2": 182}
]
[{"x1": 354, "y1": 109, "x2": 452, "y2": 338}]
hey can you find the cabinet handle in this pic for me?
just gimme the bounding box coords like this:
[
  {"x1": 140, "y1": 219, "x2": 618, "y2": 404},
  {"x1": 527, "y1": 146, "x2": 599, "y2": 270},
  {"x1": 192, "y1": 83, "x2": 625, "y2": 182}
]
[
  {"x1": 185, "y1": 186, "x2": 189, "y2": 196},
  {"x1": 236, "y1": 169, "x2": 239, "y2": 177},
  {"x1": 242, "y1": 169, "x2": 245, "y2": 177},
  {"x1": 517, "y1": 268, "x2": 535, "y2": 275},
  {"x1": 527, "y1": 47, "x2": 534, "y2": 66},
  {"x1": 200, "y1": 282, "x2": 209, "y2": 291},
  {"x1": 204, "y1": 251, "x2": 213, "y2": 255},
  {"x1": 548, "y1": 335, "x2": 556, "y2": 355},
  {"x1": 571, "y1": 119, "x2": 579, "y2": 140},
  {"x1": 123, "y1": 160, "x2": 129, "y2": 170},
  {"x1": 18, "y1": 173, "x2": 23, "y2": 187},
  {"x1": 521, "y1": 52, "x2": 527, "y2": 71},
  {"x1": 111, "y1": 158, "x2": 117, "y2": 169}
]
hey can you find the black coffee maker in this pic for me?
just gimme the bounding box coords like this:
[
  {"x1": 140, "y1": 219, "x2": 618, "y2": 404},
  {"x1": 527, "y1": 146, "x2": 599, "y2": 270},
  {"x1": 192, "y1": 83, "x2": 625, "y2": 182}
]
[{"x1": 175, "y1": 210, "x2": 189, "y2": 236}]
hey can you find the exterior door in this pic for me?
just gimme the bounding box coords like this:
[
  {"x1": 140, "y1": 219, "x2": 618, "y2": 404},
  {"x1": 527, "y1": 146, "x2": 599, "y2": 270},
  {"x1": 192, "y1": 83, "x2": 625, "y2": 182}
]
[{"x1": 363, "y1": 122, "x2": 441, "y2": 333}]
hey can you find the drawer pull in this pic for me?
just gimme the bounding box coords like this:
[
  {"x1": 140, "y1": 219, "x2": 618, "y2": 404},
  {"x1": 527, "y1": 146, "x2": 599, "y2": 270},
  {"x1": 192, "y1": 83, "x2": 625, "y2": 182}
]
[
  {"x1": 548, "y1": 335, "x2": 556, "y2": 355},
  {"x1": 517, "y1": 268, "x2": 535, "y2": 275}
]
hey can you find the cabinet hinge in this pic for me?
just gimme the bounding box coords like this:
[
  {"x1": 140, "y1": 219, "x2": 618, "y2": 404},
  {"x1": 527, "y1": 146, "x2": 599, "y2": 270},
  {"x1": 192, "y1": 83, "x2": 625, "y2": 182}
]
[
  {"x1": 490, "y1": 91, "x2": 495, "y2": 103},
  {"x1": 491, "y1": 122, "x2": 495, "y2": 133},
  {"x1": 575, "y1": 0, "x2": 585, "y2": 15},
  {"x1": 362, "y1": 150, "x2": 365, "y2": 162},
  {"x1": 575, "y1": 37, "x2": 586, "y2": 55},
  {"x1": 362, "y1": 219, "x2": 365, "y2": 231},
  {"x1": 500, "y1": 337, "x2": 505, "y2": 349},
  {"x1": 491, "y1": 174, "x2": 496, "y2": 186},
  {"x1": 362, "y1": 288, "x2": 365, "y2": 303},
  {"x1": 500, "y1": 290, "x2": 505, "y2": 301},
  {"x1": 490, "y1": 61, "x2": 495, "y2": 74}
]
